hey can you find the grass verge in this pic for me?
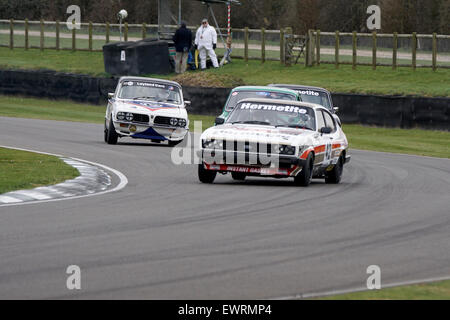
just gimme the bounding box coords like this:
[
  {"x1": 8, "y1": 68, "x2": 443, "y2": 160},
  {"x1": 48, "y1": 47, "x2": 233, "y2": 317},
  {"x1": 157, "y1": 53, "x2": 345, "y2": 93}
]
[
  {"x1": 1, "y1": 47, "x2": 449, "y2": 97},
  {"x1": 0, "y1": 147, "x2": 80, "y2": 194},
  {"x1": 0, "y1": 95, "x2": 449, "y2": 158},
  {"x1": 320, "y1": 279, "x2": 450, "y2": 300}
]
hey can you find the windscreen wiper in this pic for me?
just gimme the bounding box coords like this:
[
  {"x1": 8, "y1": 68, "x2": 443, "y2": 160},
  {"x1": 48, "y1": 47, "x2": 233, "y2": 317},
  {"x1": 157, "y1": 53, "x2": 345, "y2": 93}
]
[
  {"x1": 232, "y1": 121, "x2": 271, "y2": 125},
  {"x1": 276, "y1": 124, "x2": 314, "y2": 131}
]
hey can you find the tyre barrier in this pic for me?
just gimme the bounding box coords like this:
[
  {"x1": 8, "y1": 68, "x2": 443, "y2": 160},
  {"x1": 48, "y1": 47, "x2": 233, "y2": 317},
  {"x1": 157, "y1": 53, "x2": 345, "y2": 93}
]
[{"x1": 0, "y1": 69, "x2": 448, "y2": 130}]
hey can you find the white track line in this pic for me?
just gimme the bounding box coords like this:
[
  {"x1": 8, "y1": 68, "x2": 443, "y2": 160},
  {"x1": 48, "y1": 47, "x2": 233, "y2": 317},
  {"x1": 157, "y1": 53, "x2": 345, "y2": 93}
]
[
  {"x1": 0, "y1": 145, "x2": 128, "y2": 207},
  {"x1": 268, "y1": 275, "x2": 450, "y2": 300}
]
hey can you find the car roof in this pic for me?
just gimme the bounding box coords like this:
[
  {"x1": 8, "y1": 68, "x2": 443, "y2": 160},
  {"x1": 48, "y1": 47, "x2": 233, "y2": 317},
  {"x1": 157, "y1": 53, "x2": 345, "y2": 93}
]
[
  {"x1": 268, "y1": 84, "x2": 330, "y2": 94},
  {"x1": 118, "y1": 76, "x2": 182, "y2": 88},
  {"x1": 231, "y1": 86, "x2": 300, "y2": 96},
  {"x1": 236, "y1": 98, "x2": 326, "y2": 111}
]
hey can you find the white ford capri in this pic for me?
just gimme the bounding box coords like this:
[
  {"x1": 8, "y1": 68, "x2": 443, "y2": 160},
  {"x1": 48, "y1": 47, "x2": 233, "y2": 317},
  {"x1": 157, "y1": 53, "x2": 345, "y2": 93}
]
[
  {"x1": 198, "y1": 98, "x2": 351, "y2": 186},
  {"x1": 104, "y1": 77, "x2": 189, "y2": 146}
]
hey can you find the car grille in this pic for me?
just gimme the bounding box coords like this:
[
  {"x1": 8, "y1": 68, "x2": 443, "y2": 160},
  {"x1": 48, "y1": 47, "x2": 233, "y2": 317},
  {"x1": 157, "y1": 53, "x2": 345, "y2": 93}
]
[
  {"x1": 154, "y1": 116, "x2": 171, "y2": 126},
  {"x1": 132, "y1": 114, "x2": 149, "y2": 123},
  {"x1": 203, "y1": 140, "x2": 294, "y2": 168}
]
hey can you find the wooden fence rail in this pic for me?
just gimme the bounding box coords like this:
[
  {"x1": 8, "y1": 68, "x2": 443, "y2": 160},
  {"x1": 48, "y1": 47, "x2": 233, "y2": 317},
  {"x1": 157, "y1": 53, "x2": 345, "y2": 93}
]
[
  {"x1": 1, "y1": 20, "x2": 449, "y2": 70},
  {"x1": 307, "y1": 30, "x2": 449, "y2": 70}
]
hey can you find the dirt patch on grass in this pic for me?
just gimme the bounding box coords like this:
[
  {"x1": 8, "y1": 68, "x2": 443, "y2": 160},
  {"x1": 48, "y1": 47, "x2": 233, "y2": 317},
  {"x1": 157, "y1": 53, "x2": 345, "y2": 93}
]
[{"x1": 171, "y1": 72, "x2": 245, "y2": 88}]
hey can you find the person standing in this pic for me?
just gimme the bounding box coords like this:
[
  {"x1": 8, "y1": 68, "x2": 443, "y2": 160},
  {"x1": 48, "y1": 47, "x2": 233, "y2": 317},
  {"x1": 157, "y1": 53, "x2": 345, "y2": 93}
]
[
  {"x1": 194, "y1": 18, "x2": 219, "y2": 70},
  {"x1": 172, "y1": 21, "x2": 192, "y2": 74}
]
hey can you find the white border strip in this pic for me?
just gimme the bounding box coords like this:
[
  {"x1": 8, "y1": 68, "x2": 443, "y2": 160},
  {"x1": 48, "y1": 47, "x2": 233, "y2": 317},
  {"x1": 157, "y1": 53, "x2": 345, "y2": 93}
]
[
  {"x1": 0, "y1": 145, "x2": 128, "y2": 207},
  {"x1": 268, "y1": 275, "x2": 450, "y2": 300}
]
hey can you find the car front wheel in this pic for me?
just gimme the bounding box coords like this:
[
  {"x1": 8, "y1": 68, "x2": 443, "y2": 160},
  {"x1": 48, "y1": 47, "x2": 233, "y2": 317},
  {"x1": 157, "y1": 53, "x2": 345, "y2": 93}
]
[
  {"x1": 105, "y1": 117, "x2": 118, "y2": 145},
  {"x1": 294, "y1": 153, "x2": 313, "y2": 187},
  {"x1": 198, "y1": 164, "x2": 217, "y2": 183}
]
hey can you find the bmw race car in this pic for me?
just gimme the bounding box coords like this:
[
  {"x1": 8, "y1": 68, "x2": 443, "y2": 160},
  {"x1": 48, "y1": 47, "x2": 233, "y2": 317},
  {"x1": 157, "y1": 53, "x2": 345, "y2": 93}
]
[
  {"x1": 104, "y1": 77, "x2": 189, "y2": 146},
  {"x1": 198, "y1": 98, "x2": 351, "y2": 186},
  {"x1": 268, "y1": 84, "x2": 342, "y2": 126},
  {"x1": 217, "y1": 86, "x2": 302, "y2": 121}
]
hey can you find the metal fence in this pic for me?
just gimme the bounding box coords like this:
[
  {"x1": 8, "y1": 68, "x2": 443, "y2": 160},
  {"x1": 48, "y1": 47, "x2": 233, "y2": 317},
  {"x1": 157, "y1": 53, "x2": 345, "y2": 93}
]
[{"x1": 305, "y1": 30, "x2": 450, "y2": 70}]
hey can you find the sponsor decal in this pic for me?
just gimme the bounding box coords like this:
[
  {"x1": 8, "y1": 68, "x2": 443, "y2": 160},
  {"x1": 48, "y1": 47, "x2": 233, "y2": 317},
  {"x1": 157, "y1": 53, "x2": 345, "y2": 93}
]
[
  {"x1": 240, "y1": 102, "x2": 311, "y2": 115},
  {"x1": 298, "y1": 90, "x2": 320, "y2": 96}
]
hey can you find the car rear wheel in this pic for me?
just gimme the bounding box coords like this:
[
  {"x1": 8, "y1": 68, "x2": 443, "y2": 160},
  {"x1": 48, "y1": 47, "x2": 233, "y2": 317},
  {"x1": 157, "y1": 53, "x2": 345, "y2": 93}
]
[
  {"x1": 325, "y1": 154, "x2": 344, "y2": 184},
  {"x1": 105, "y1": 117, "x2": 118, "y2": 145},
  {"x1": 198, "y1": 164, "x2": 217, "y2": 183},
  {"x1": 294, "y1": 153, "x2": 313, "y2": 187},
  {"x1": 231, "y1": 172, "x2": 246, "y2": 181}
]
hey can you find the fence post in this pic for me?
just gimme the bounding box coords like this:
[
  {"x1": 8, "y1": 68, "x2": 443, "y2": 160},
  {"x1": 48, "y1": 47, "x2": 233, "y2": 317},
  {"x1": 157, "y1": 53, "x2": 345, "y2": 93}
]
[
  {"x1": 393, "y1": 32, "x2": 398, "y2": 70},
  {"x1": 40, "y1": 19, "x2": 44, "y2": 51},
  {"x1": 316, "y1": 30, "x2": 320, "y2": 66},
  {"x1": 88, "y1": 22, "x2": 93, "y2": 51},
  {"x1": 372, "y1": 31, "x2": 377, "y2": 70},
  {"x1": 142, "y1": 23, "x2": 146, "y2": 39},
  {"x1": 25, "y1": 18, "x2": 29, "y2": 50},
  {"x1": 305, "y1": 30, "x2": 311, "y2": 67},
  {"x1": 335, "y1": 31, "x2": 339, "y2": 69},
  {"x1": 56, "y1": 20, "x2": 60, "y2": 50},
  {"x1": 124, "y1": 22, "x2": 128, "y2": 41},
  {"x1": 261, "y1": 28, "x2": 266, "y2": 63},
  {"x1": 72, "y1": 21, "x2": 76, "y2": 51},
  {"x1": 412, "y1": 32, "x2": 417, "y2": 70},
  {"x1": 280, "y1": 28, "x2": 285, "y2": 64},
  {"x1": 244, "y1": 27, "x2": 249, "y2": 62},
  {"x1": 432, "y1": 33, "x2": 437, "y2": 71},
  {"x1": 106, "y1": 22, "x2": 110, "y2": 44},
  {"x1": 352, "y1": 31, "x2": 357, "y2": 70},
  {"x1": 9, "y1": 19, "x2": 14, "y2": 50}
]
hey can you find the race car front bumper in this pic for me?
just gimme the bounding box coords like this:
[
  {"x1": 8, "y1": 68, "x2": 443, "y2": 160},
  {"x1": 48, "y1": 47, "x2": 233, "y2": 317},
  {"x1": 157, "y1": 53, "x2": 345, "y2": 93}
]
[{"x1": 114, "y1": 121, "x2": 188, "y2": 141}]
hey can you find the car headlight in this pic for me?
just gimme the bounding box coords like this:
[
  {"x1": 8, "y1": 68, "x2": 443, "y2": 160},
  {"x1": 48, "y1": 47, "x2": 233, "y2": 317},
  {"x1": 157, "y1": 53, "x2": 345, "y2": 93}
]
[
  {"x1": 117, "y1": 112, "x2": 125, "y2": 121},
  {"x1": 279, "y1": 145, "x2": 296, "y2": 155},
  {"x1": 178, "y1": 119, "x2": 187, "y2": 127},
  {"x1": 202, "y1": 139, "x2": 223, "y2": 149},
  {"x1": 125, "y1": 113, "x2": 133, "y2": 121},
  {"x1": 170, "y1": 118, "x2": 179, "y2": 126}
]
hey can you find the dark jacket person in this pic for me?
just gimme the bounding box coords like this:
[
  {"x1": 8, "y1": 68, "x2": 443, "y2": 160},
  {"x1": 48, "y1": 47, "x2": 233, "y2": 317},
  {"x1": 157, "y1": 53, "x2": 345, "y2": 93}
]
[{"x1": 172, "y1": 22, "x2": 193, "y2": 74}]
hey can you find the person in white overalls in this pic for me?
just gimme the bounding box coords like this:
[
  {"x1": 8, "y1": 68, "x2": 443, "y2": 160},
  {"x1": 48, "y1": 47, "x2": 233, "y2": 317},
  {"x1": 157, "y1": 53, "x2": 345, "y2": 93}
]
[{"x1": 194, "y1": 18, "x2": 219, "y2": 70}]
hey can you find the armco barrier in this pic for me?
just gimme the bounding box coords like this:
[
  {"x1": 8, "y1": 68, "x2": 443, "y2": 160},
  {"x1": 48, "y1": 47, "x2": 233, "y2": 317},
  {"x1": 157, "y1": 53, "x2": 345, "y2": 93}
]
[{"x1": 0, "y1": 69, "x2": 448, "y2": 130}]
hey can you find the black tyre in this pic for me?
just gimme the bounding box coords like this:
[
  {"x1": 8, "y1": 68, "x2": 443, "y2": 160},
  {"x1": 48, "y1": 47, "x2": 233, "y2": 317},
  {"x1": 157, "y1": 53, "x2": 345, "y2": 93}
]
[
  {"x1": 198, "y1": 164, "x2": 217, "y2": 183},
  {"x1": 106, "y1": 117, "x2": 118, "y2": 145},
  {"x1": 294, "y1": 153, "x2": 314, "y2": 187},
  {"x1": 325, "y1": 154, "x2": 344, "y2": 184},
  {"x1": 168, "y1": 139, "x2": 183, "y2": 147},
  {"x1": 231, "y1": 172, "x2": 246, "y2": 181}
]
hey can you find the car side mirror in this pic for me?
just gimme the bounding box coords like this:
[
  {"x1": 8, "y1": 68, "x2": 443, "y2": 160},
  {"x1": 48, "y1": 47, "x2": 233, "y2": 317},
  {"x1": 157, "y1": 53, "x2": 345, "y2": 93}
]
[
  {"x1": 320, "y1": 127, "x2": 332, "y2": 134},
  {"x1": 108, "y1": 93, "x2": 115, "y2": 99},
  {"x1": 333, "y1": 106, "x2": 339, "y2": 113},
  {"x1": 184, "y1": 100, "x2": 191, "y2": 108},
  {"x1": 215, "y1": 117, "x2": 225, "y2": 125}
]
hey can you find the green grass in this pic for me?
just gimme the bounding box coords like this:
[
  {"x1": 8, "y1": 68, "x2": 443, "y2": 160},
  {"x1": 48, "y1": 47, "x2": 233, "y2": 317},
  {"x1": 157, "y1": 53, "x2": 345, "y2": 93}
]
[
  {"x1": 1, "y1": 95, "x2": 449, "y2": 158},
  {"x1": 1, "y1": 47, "x2": 449, "y2": 97},
  {"x1": 321, "y1": 280, "x2": 450, "y2": 300},
  {"x1": 0, "y1": 147, "x2": 80, "y2": 194}
]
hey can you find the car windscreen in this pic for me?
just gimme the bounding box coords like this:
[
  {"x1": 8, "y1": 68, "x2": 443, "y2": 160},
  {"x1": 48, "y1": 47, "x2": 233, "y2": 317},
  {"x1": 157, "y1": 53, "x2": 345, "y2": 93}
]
[
  {"x1": 225, "y1": 91, "x2": 297, "y2": 111},
  {"x1": 226, "y1": 102, "x2": 316, "y2": 131},
  {"x1": 296, "y1": 90, "x2": 331, "y2": 110},
  {"x1": 119, "y1": 81, "x2": 182, "y2": 104}
]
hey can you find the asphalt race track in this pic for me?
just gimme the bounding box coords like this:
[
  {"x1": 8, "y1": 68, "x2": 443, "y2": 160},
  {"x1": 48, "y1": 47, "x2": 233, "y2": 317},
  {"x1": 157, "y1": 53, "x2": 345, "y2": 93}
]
[{"x1": 0, "y1": 117, "x2": 449, "y2": 299}]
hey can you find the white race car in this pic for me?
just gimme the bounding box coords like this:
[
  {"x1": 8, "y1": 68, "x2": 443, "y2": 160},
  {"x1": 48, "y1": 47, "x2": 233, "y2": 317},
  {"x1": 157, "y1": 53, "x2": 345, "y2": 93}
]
[
  {"x1": 104, "y1": 77, "x2": 189, "y2": 146},
  {"x1": 198, "y1": 98, "x2": 351, "y2": 186}
]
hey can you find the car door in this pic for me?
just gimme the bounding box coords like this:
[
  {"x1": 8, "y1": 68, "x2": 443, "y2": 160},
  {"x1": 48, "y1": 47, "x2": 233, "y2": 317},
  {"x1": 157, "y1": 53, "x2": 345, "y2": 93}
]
[
  {"x1": 321, "y1": 109, "x2": 339, "y2": 165},
  {"x1": 314, "y1": 109, "x2": 329, "y2": 166}
]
